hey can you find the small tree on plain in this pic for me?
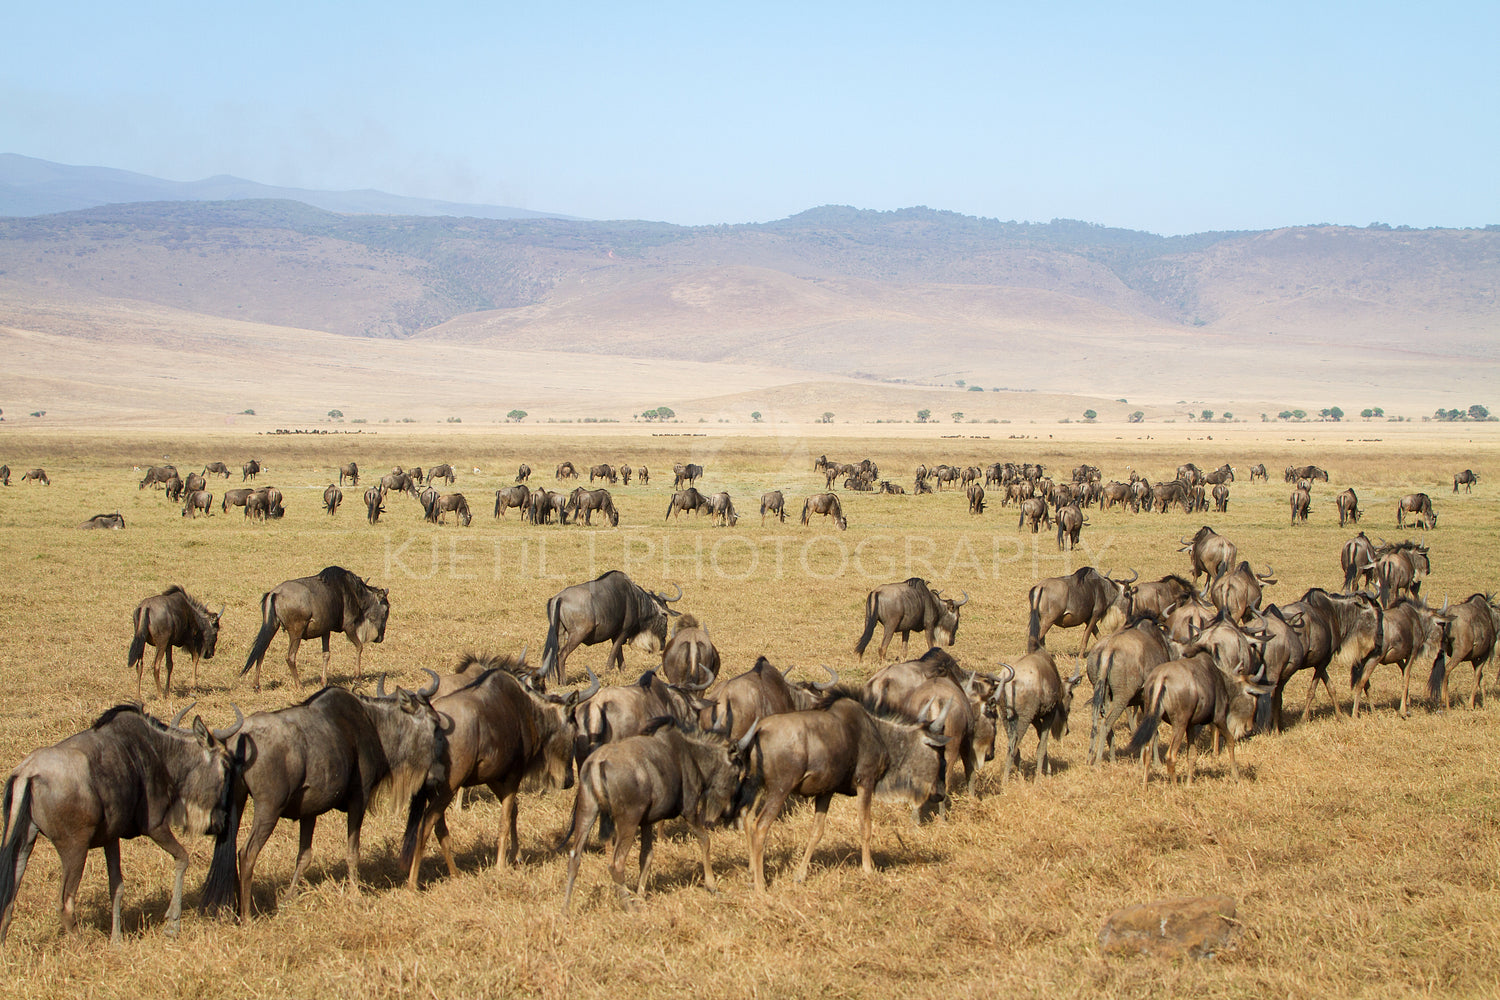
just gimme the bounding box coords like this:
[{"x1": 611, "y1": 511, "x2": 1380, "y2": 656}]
[
  {"x1": 1201, "y1": 409, "x2": 1214, "y2": 422},
  {"x1": 328, "y1": 409, "x2": 343, "y2": 419},
  {"x1": 1083, "y1": 409, "x2": 1097, "y2": 422},
  {"x1": 821, "y1": 412, "x2": 834, "y2": 424},
  {"x1": 951, "y1": 411, "x2": 964, "y2": 423},
  {"x1": 751, "y1": 411, "x2": 762, "y2": 422},
  {"x1": 917, "y1": 409, "x2": 931, "y2": 423},
  {"x1": 1129, "y1": 411, "x2": 1144, "y2": 423},
  {"x1": 507, "y1": 409, "x2": 527, "y2": 422}
]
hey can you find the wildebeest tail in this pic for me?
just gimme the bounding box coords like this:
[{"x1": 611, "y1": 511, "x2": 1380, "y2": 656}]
[
  {"x1": 1089, "y1": 648, "x2": 1110, "y2": 717},
  {"x1": 398, "y1": 783, "x2": 436, "y2": 877},
  {"x1": 0, "y1": 777, "x2": 33, "y2": 924},
  {"x1": 1027, "y1": 587, "x2": 1042, "y2": 651},
  {"x1": 1342, "y1": 559, "x2": 1360, "y2": 593},
  {"x1": 200, "y1": 760, "x2": 244, "y2": 914},
  {"x1": 1125, "y1": 682, "x2": 1164, "y2": 756},
  {"x1": 127, "y1": 606, "x2": 151, "y2": 671},
  {"x1": 541, "y1": 597, "x2": 563, "y2": 685},
  {"x1": 854, "y1": 592, "x2": 879, "y2": 657},
  {"x1": 240, "y1": 592, "x2": 279, "y2": 677}
]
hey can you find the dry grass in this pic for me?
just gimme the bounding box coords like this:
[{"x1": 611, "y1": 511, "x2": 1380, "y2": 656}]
[{"x1": 0, "y1": 427, "x2": 1498, "y2": 998}]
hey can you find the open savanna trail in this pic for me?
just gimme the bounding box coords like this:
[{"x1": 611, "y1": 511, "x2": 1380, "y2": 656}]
[{"x1": 0, "y1": 426, "x2": 1498, "y2": 998}]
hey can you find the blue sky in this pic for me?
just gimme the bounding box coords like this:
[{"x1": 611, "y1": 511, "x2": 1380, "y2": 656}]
[{"x1": 4, "y1": 1, "x2": 1494, "y2": 232}]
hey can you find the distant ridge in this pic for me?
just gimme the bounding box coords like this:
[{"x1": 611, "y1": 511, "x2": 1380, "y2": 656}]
[{"x1": 0, "y1": 153, "x2": 579, "y2": 221}]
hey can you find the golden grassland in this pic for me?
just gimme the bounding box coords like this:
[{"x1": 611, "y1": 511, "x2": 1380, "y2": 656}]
[{"x1": 0, "y1": 427, "x2": 1498, "y2": 998}]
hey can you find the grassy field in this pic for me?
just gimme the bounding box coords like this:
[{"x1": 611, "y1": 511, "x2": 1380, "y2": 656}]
[{"x1": 0, "y1": 427, "x2": 1497, "y2": 998}]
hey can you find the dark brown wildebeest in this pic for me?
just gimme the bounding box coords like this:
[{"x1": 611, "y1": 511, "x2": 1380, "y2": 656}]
[
  {"x1": 618, "y1": 465, "x2": 632, "y2": 486},
  {"x1": 843, "y1": 474, "x2": 875, "y2": 492},
  {"x1": 181, "y1": 490, "x2": 214, "y2": 517},
  {"x1": 203, "y1": 462, "x2": 231, "y2": 479},
  {"x1": 567, "y1": 487, "x2": 620, "y2": 526},
  {"x1": 244, "y1": 487, "x2": 284, "y2": 520},
  {"x1": 1055, "y1": 503, "x2": 1085, "y2": 550},
  {"x1": 1341, "y1": 531, "x2": 1377, "y2": 592},
  {"x1": 1151, "y1": 479, "x2": 1191, "y2": 514},
  {"x1": 407, "y1": 466, "x2": 425, "y2": 485},
  {"x1": 914, "y1": 475, "x2": 934, "y2": 495},
  {"x1": 1087, "y1": 612, "x2": 1175, "y2": 763},
  {"x1": 1176, "y1": 463, "x2": 1202, "y2": 487},
  {"x1": 760, "y1": 490, "x2": 787, "y2": 524},
  {"x1": 996, "y1": 650, "x2": 1082, "y2": 783},
  {"x1": 1, "y1": 464, "x2": 13, "y2": 485},
  {"x1": 1180, "y1": 525, "x2": 1237, "y2": 585},
  {"x1": 339, "y1": 462, "x2": 359, "y2": 487},
  {"x1": 79, "y1": 512, "x2": 126, "y2": 530},
  {"x1": 1248, "y1": 463, "x2": 1268, "y2": 482},
  {"x1": 665, "y1": 486, "x2": 709, "y2": 520},
  {"x1": 139, "y1": 465, "x2": 178, "y2": 489},
  {"x1": 571, "y1": 668, "x2": 715, "y2": 768},
  {"x1": 1208, "y1": 561, "x2": 1275, "y2": 622},
  {"x1": 221, "y1": 487, "x2": 254, "y2": 513},
  {"x1": 494, "y1": 484, "x2": 531, "y2": 518},
  {"x1": 880, "y1": 480, "x2": 906, "y2": 495},
  {"x1": 740, "y1": 690, "x2": 949, "y2": 891},
  {"x1": 854, "y1": 579, "x2": 967, "y2": 660},
  {"x1": 183, "y1": 471, "x2": 206, "y2": 495},
  {"x1": 541, "y1": 571, "x2": 682, "y2": 684},
  {"x1": 0, "y1": 704, "x2": 241, "y2": 943},
  {"x1": 1375, "y1": 540, "x2": 1430, "y2": 608},
  {"x1": 1285, "y1": 464, "x2": 1329, "y2": 483},
  {"x1": 1130, "y1": 478, "x2": 1151, "y2": 510},
  {"x1": 427, "y1": 463, "x2": 456, "y2": 486},
  {"x1": 1280, "y1": 588, "x2": 1384, "y2": 722},
  {"x1": 1454, "y1": 469, "x2": 1479, "y2": 493},
  {"x1": 202, "y1": 681, "x2": 444, "y2": 919},
  {"x1": 423, "y1": 492, "x2": 472, "y2": 526},
  {"x1": 515, "y1": 463, "x2": 532, "y2": 483},
  {"x1": 1429, "y1": 594, "x2": 1500, "y2": 710},
  {"x1": 164, "y1": 475, "x2": 186, "y2": 501},
  {"x1": 867, "y1": 671, "x2": 988, "y2": 804},
  {"x1": 800, "y1": 492, "x2": 847, "y2": 530},
  {"x1": 706, "y1": 491, "x2": 739, "y2": 527},
  {"x1": 933, "y1": 465, "x2": 960, "y2": 491},
  {"x1": 1131, "y1": 574, "x2": 1196, "y2": 620},
  {"x1": 660, "y1": 614, "x2": 719, "y2": 687},
  {"x1": 1246, "y1": 605, "x2": 1310, "y2": 734},
  {"x1": 241, "y1": 459, "x2": 262, "y2": 482},
  {"x1": 1018, "y1": 496, "x2": 1050, "y2": 533},
  {"x1": 322, "y1": 484, "x2": 342, "y2": 515},
  {"x1": 589, "y1": 463, "x2": 618, "y2": 484},
  {"x1": 637, "y1": 466, "x2": 650, "y2": 485},
  {"x1": 966, "y1": 483, "x2": 985, "y2": 514},
  {"x1": 1202, "y1": 463, "x2": 1235, "y2": 485},
  {"x1": 527, "y1": 488, "x2": 569, "y2": 524},
  {"x1": 380, "y1": 471, "x2": 418, "y2": 498},
  {"x1": 1337, "y1": 487, "x2": 1360, "y2": 526},
  {"x1": 1212, "y1": 483, "x2": 1230, "y2": 512},
  {"x1": 1397, "y1": 492, "x2": 1437, "y2": 529},
  {"x1": 673, "y1": 463, "x2": 704, "y2": 487},
  {"x1": 20, "y1": 468, "x2": 49, "y2": 485},
  {"x1": 1349, "y1": 597, "x2": 1449, "y2": 718},
  {"x1": 364, "y1": 487, "x2": 386, "y2": 524},
  {"x1": 1099, "y1": 481, "x2": 1133, "y2": 511},
  {"x1": 1126, "y1": 654, "x2": 1271, "y2": 784},
  {"x1": 562, "y1": 717, "x2": 749, "y2": 913},
  {"x1": 400, "y1": 654, "x2": 591, "y2": 886},
  {"x1": 1289, "y1": 486, "x2": 1311, "y2": 524},
  {"x1": 128, "y1": 586, "x2": 222, "y2": 699},
  {"x1": 1027, "y1": 567, "x2": 1137, "y2": 653},
  {"x1": 240, "y1": 566, "x2": 390, "y2": 691},
  {"x1": 703, "y1": 658, "x2": 837, "y2": 741}
]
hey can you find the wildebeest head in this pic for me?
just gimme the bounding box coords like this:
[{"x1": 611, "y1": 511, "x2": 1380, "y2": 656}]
[
  {"x1": 163, "y1": 702, "x2": 245, "y2": 837},
  {"x1": 932, "y1": 588, "x2": 969, "y2": 646},
  {"x1": 633, "y1": 583, "x2": 684, "y2": 655}
]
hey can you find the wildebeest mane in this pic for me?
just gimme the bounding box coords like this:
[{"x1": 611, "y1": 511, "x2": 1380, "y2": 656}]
[{"x1": 92, "y1": 703, "x2": 150, "y2": 730}]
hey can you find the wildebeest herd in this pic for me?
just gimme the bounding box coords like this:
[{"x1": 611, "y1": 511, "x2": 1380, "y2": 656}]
[{"x1": 0, "y1": 448, "x2": 1491, "y2": 943}]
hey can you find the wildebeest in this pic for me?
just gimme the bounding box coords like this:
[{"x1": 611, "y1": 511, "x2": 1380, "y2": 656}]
[
  {"x1": 515, "y1": 463, "x2": 532, "y2": 482},
  {"x1": 203, "y1": 462, "x2": 231, "y2": 479},
  {"x1": 966, "y1": 483, "x2": 985, "y2": 514},
  {"x1": 241, "y1": 459, "x2": 262, "y2": 481},
  {"x1": 202, "y1": 681, "x2": 445, "y2": 919},
  {"x1": 1026, "y1": 567, "x2": 1136, "y2": 653},
  {"x1": 1055, "y1": 503, "x2": 1085, "y2": 550},
  {"x1": 221, "y1": 487, "x2": 254, "y2": 513},
  {"x1": 706, "y1": 491, "x2": 739, "y2": 527},
  {"x1": 1349, "y1": 597, "x2": 1448, "y2": 718},
  {"x1": 240, "y1": 566, "x2": 391, "y2": 691},
  {"x1": 637, "y1": 466, "x2": 650, "y2": 485},
  {"x1": 996, "y1": 650, "x2": 1081, "y2": 782},
  {"x1": 322, "y1": 484, "x2": 343, "y2": 515},
  {"x1": 139, "y1": 465, "x2": 178, "y2": 489},
  {"x1": 423, "y1": 492, "x2": 473, "y2": 526},
  {"x1": 760, "y1": 490, "x2": 787, "y2": 524},
  {"x1": 854, "y1": 578, "x2": 967, "y2": 660},
  {"x1": 566, "y1": 487, "x2": 619, "y2": 526},
  {"x1": 407, "y1": 466, "x2": 425, "y2": 485},
  {"x1": 1337, "y1": 487, "x2": 1360, "y2": 526},
  {"x1": 673, "y1": 463, "x2": 704, "y2": 487},
  {"x1": 740, "y1": 690, "x2": 949, "y2": 891},
  {"x1": 1280, "y1": 588, "x2": 1385, "y2": 722},
  {"x1": 401, "y1": 654, "x2": 592, "y2": 886},
  {"x1": 863, "y1": 655, "x2": 995, "y2": 799},
  {"x1": 800, "y1": 493, "x2": 847, "y2": 530},
  {"x1": 665, "y1": 487, "x2": 709, "y2": 520},
  {"x1": 379, "y1": 471, "x2": 418, "y2": 498},
  {"x1": 1454, "y1": 469, "x2": 1479, "y2": 493},
  {"x1": 1087, "y1": 612, "x2": 1175, "y2": 763},
  {"x1": 1126, "y1": 654, "x2": 1271, "y2": 784},
  {"x1": 660, "y1": 614, "x2": 719, "y2": 687},
  {"x1": 1289, "y1": 486, "x2": 1311, "y2": 523},
  {"x1": 182, "y1": 471, "x2": 206, "y2": 495},
  {"x1": 1179, "y1": 525, "x2": 1236, "y2": 585},
  {"x1": 181, "y1": 490, "x2": 214, "y2": 517},
  {"x1": 128, "y1": 586, "x2": 222, "y2": 700},
  {"x1": 1099, "y1": 481, "x2": 1133, "y2": 511},
  {"x1": 1212, "y1": 483, "x2": 1230, "y2": 512},
  {"x1": 339, "y1": 462, "x2": 359, "y2": 486},
  {"x1": 244, "y1": 487, "x2": 284, "y2": 520},
  {"x1": 540, "y1": 571, "x2": 683, "y2": 684},
  {"x1": 562, "y1": 717, "x2": 749, "y2": 912},
  {"x1": 0, "y1": 465, "x2": 11, "y2": 486},
  {"x1": 1202, "y1": 463, "x2": 1235, "y2": 485},
  {"x1": 1248, "y1": 463, "x2": 1268, "y2": 482},
  {"x1": 1376, "y1": 540, "x2": 1430, "y2": 608},
  {"x1": 702, "y1": 658, "x2": 837, "y2": 741},
  {"x1": 1130, "y1": 574, "x2": 1196, "y2": 619},
  {"x1": 1285, "y1": 464, "x2": 1329, "y2": 483},
  {"x1": 1339, "y1": 531, "x2": 1377, "y2": 593},
  {"x1": 619, "y1": 465, "x2": 633, "y2": 486},
  {"x1": 364, "y1": 487, "x2": 386, "y2": 524},
  {"x1": 526, "y1": 488, "x2": 569, "y2": 524},
  {"x1": 879, "y1": 480, "x2": 906, "y2": 495},
  {"x1": 0, "y1": 704, "x2": 242, "y2": 943},
  {"x1": 163, "y1": 475, "x2": 185, "y2": 501},
  {"x1": 427, "y1": 463, "x2": 456, "y2": 486},
  {"x1": 589, "y1": 463, "x2": 618, "y2": 484},
  {"x1": 494, "y1": 484, "x2": 530, "y2": 517},
  {"x1": 20, "y1": 468, "x2": 49, "y2": 485},
  {"x1": 1017, "y1": 497, "x2": 1050, "y2": 533},
  {"x1": 913, "y1": 475, "x2": 934, "y2": 495},
  {"x1": 1151, "y1": 479, "x2": 1191, "y2": 514},
  {"x1": 1397, "y1": 492, "x2": 1437, "y2": 529},
  {"x1": 1429, "y1": 594, "x2": 1500, "y2": 710},
  {"x1": 1208, "y1": 561, "x2": 1275, "y2": 622},
  {"x1": 571, "y1": 668, "x2": 716, "y2": 770},
  {"x1": 78, "y1": 512, "x2": 126, "y2": 530}
]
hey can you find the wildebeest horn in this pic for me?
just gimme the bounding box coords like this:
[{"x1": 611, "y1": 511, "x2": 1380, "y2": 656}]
[
  {"x1": 814, "y1": 664, "x2": 839, "y2": 690},
  {"x1": 376, "y1": 673, "x2": 388, "y2": 697},
  {"x1": 955, "y1": 590, "x2": 970, "y2": 607},
  {"x1": 963, "y1": 670, "x2": 976, "y2": 696},
  {"x1": 928, "y1": 700, "x2": 953, "y2": 734},
  {"x1": 212, "y1": 704, "x2": 245, "y2": 741},
  {"x1": 576, "y1": 667, "x2": 601, "y2": 703},
  {"x1": 170, "y1": 702, "x2": 196, "y2": 730},
  {"x1": 682, "y1": 662, "x2": 717, "y2": 691},
  {"x1": 418, "y1": 668, "x2": 440, "y2": 699},
  {"x1": 736, "y1": 717, "x2": 761, "y2": 753},
  {"x1": 660, "y1": 582, "x2": 684, "y2": 603},
  {"x1": 1258, "y1": 564, "x2": 1276, "y2": 583},
  {"x1": 517, "y1": 643, "x2": 529, "y2": 666}
]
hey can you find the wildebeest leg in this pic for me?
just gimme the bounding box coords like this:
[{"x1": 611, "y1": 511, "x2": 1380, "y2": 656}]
[
  {"x1": 1036, "y1": 726, "x2": 1052, "y2": 778},
  {"x1": 284, "y1": 633, "x2": 304, "y2": 688},
  {"x1": 692, "y1": 823, "x2": 716, "y2": 892},
  {"x1": 146, "y1": 826, "x2": 189, "y2": 937},
  {"x1": 748, "y1": 786, "x2": 792, "y2": 892},
  {"x1": 103, "y1": 838, "x2": 124, "y2": 943},
  {"x1": 1398, "y1": 659, "x2": 1413, "y2": 718},
  {"x1": 793, "y1": 794, "x2": 833, "y2": 883},
  {"x1": 856, "y1": 785, "x2": 876, "y2": 875},
  {"x1": 344, "y1": 807, "x2": 365, "y2": 894},
  {"x1": 562, "y1": 796, "x2": 600, "y2": 914},
  {"x1": 607, "y1": 635, "x2": 629, "y2": 675},
  {"x1": 1350, "y1": 655, "x2": 1378, "y2": 719},
  {"x1": 633, "y1": 820, "x2": 656, "y2": 897},
  {"x1": 189, "y1": 652, "x2": 202, "y2": 694},
  {"x1": 163, "y1": 647, "x2": 175, "y2": 698},
  {"x1": 1223, "y1": 730, "x2": 1240, "y2": 781},
  {"x1": 494, "y1": 786, "x2": 520, "y2": 867},
  {"x1": 432, "y1": 810, "x2": 460, "y2": 878},
  {"x1": 320, "y1": 634, "x2": 333, "y2": 688},
  {"x1": 1002, "y1": 719, "x2": 1020, "y2": 784},
  {"x1": 236, "y1": 810, "x2": 280, "y2": 920},
  {"x1": 283, "y1": 817, "x2": 318, "y2": 907},
  {"x1": 56, "y1": 836, "x2": 89, "y2": 935}
]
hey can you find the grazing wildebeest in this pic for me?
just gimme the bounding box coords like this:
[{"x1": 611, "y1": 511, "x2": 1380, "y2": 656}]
[
  {"x1": 1151, "y1": 479, "x2": 1191, "y2": 514},
  {"x1": 202, "y1": 681, "x2": 445, "y2": 919},
  {"x1": 1454, "y1": 469, "x2": 1479, "y2": 493},
  {"x1": 494, "y1": 484, "x2": 531, "y2": 518},
  {"x1": 854, "y1": 578, "x2": 967, "y2": 660},
  {"x1": 638, "y1": 466, "x2": 650, "y2": 485},
  {"x1": 1087, "y1": 612, "x2": 1175, "y2": 763},
  {"x1": 364, "y1": 487, "x2": 386, "y2": 524},
  {"x1": 1126, "y1": 654, "x2": 1271, "y2": 784},
  {"x1": 240, "y1": 566, "x2": 390, "y2": 691},
  {"x1": 221, "y1": 487, "x2": 254, "y2": 513},
  {"x1": 541, "y1": 571, "x2": 683, "y2": 684},
  {"x1": 20, "y1": 468, "x2": 49, "y2": 485},
  {"x1": 966, "y1": 483, "x2": 986, "y2": 514},
  {"x1": 1248, "y1": 463, "x2": 1268, "y2": 482},
  {"x1": 0, "y1": 465, "x2": 10, "y2": 486},
  {"x1": 1349, "y1": 597, "x2": 1449, "y2": 718},
  {"x1": 339, "y1": 462, "x2": 359, "y2": 486},
  {"x1": 407, "y1": 466, "x2": 425, "y2": 485},
  {"x1": 562, "y1": 717, "x2": 749, "y2": 912},
  {"x1": 665, "y1": 486, "x2": 709, "y2": 520},
  {"x1": 704, "y1": 658, "x2": 839, "y2": 741},
  {"x1": 589, "y1": 463, "x2": 618, "y2": 485},
  {"x1": 1026, "y1": 567, "x2": 1137, "y2": 653},
  {"x1": 1285, "y1": 464, "x2": 1329, "y2": 483},
  {"x1": 163, "y1": 475, "x2": 186, "y2": 501},
  {"x1": 1337, "y1": 487, "x2": 1360, "y2": 526},
  {"x1": 79, "y1": 512, "x2": 126, "y2": 530},
  {"x1": 800, "y1": 493, "x2": 847, "y2": 529},
  {"x1": 760, "y1": 490, "x2": 787, "y2": 524},
  {"x1": 322, "y1": 484, "x2": 343, "y2": 515},
  {"x1": 401, "y1": 654, "x2": 591, "y2": 886},
  {"x1": 244, "y1": 487, "x2": 284, "y2": 520},
  {"x1": 1202, "y1": 463, "x2": 1235, "y2": 485},
  {"x1": 1055, "y1": 503, "x2": 1085, "y2": 549},
  {"x1": 515, "y1": 463, "x2": 532, "y2": 483},
  {"x1": 1429, "y1": 594, "x2": 1500, "y2": 709},
  {"x1": 996, "y1": 651, "x2": 1082, "y2": 782},
  {"x1": 1341, "y1": 531, "x2": 1377, "y2": 592},
  {"x1": 706, "y1": 491, "x2": 739, "y2": 527},
  {"x1": 203, "y1": 462, "x2": 231, "y2": 479},
  {"x1": 128, "y1": 586, "x2": 222, "y2": 699},
  {"x1": 1212, "y1": 483, "x2": 1230, "y2": 512},
  {"x1": 740, "y1": 690, "x2": 949, "y2": 891},
  {"x1": 423, "y1": 492, "x2": 473, "y2": 526},
  {"x1": 0, "y1": 704, "x2": 241, "y2": 943},
  {"x1": 427, "y1": 463, "x2": 456, "y2": 486},
  {"x1": 1397, "y1": 492, "x2": 1437, "y2": 529},
  {"x1": 567, "y1": 487, "x2": 620, "y2": 526},
  {"x1": 1018, "y1": 496, "x2": 1050, "y2": 533},
  {"x1": 619, "y1": 465, "x2": 633, "y2": 486},
  {"x1": 660, "y1": 614, "x2": 719, "y2": 687},
  {"x1": 181, "y1": 490, "x2": 214, "y2": 517},
  {"x1": 1290, "y1": 486, "x2": 1311, "y2": 523},
  {"x1": 1130, "y1": 574, "x2": 1196, "y2": 620},
  {"x1": 380, "y1": 471, "x2": 418, "y2": 498},
  {"x1": 1376, "y1": 540, "x2": 1430, "y2": 608},
  {"x1": 1208, "y1": 562, "x2": 1275, "y2": 622},
  {"x1": 554, "y1": 461, "x2": 577, "y2": 481},
  {"x1": 1180, "y1": 525, "x2": 1237, "y2": 585},
  {"x1": 241, "y1": 459, "x2": 262, "y2": 481},
  {"x1": 139, "y1": 465, "x2": 178, "y2": 489},
  {"x1": 673, "y1": 463, "x2": 704, "y2": 487}
]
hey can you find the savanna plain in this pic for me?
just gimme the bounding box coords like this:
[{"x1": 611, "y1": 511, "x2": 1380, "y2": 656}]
[{"x1": 0, "y1": 425, "x2": 1498, "y2": 999}]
